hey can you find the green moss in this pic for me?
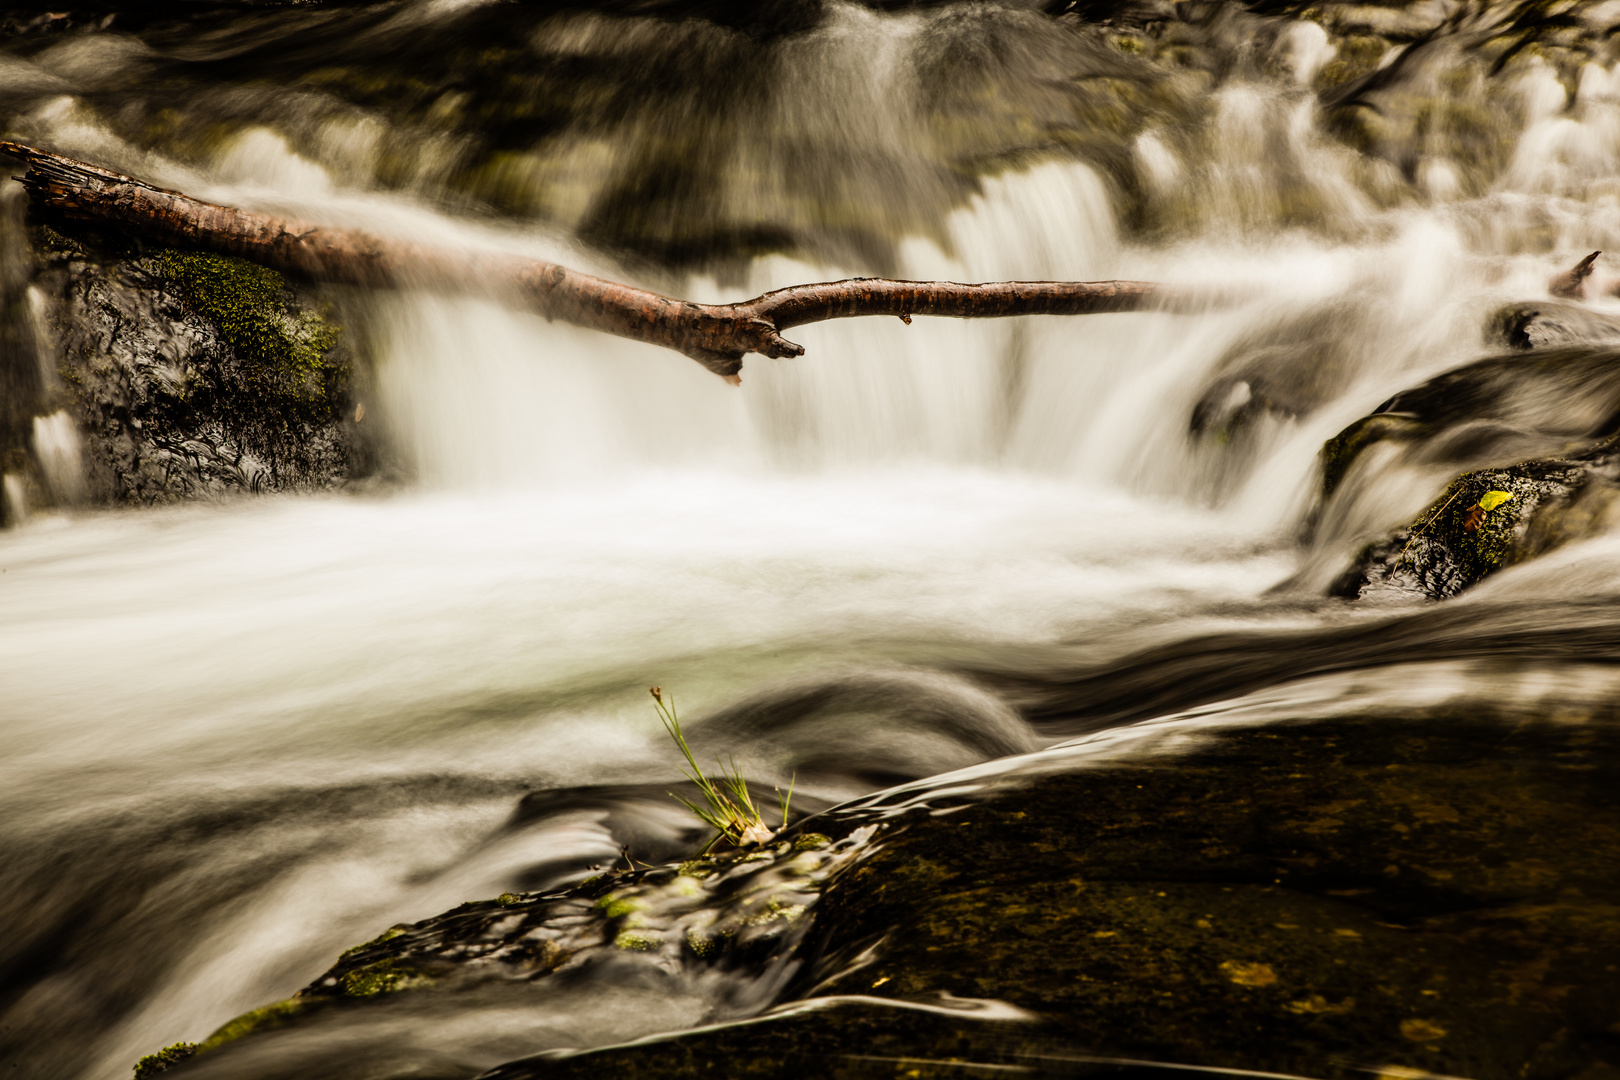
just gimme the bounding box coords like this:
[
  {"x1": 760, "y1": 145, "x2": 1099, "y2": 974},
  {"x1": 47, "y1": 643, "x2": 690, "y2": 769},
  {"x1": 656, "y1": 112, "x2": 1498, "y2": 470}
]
[
  {"x1": 196, "y1": 998, "x2": 307, "y2": 1053},
  {"x1": 132, "y1": 1041, "x2": 196, "y2": 1079},
  {"x1": 338, "y1": 926, "x2": 405, "y2": 960},
  {"x1": 747, "y1": 900, "x2": 805, "y2": 926},
  {"x1": 596, "y1": 894, "x2": 642, "y2": 919},
  {"x1": 793, "y1": 833, "x2": 831, "y2": 852},
  {"x1": 614, "y1": 932, "x2": 658, "y2": 951},
  {"x1": 497, "y1": 892, "x2": 524, "y2": 906},
  {"x1": 684, "y1": 928, "x2": 719, "y2": 958},
  {"x1": 157, "y1": 250, "x2": 341, "y2": 405},
  {"x1": 339, "y1": 958, "x2": 431, "y2": 998},
  {"x1": 1319, "y1": 413, "x2": 1423, "y2": 499}
]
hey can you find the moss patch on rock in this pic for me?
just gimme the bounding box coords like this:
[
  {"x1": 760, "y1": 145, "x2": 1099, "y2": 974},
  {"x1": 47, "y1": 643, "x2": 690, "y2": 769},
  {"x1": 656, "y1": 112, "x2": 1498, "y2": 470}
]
[
  {"x1": 157, "y1": 249, "x2": 342, "y2": 420},
  {"x1": 25, "y1": 222, "x2": 371, "y2": 505},
  {"x1": 337, "y1": 958, "x2": 433, "y2": 998},
  {"x1": 1334, "y1": 438, "x2": 1620, "y2": 599},
  {"x1": 131, "y1": 1041, "x2": 196, "y2": 1079},
  {"x1": 195, "y1": 997, "x2": 308, "y2": 1053}
]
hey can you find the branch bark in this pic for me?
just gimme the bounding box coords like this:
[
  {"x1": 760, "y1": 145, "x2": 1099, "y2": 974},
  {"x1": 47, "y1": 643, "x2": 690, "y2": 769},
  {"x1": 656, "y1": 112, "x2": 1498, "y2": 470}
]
[{"x1": 2, "y1": 141, "x2": 1179, "y2": 381}]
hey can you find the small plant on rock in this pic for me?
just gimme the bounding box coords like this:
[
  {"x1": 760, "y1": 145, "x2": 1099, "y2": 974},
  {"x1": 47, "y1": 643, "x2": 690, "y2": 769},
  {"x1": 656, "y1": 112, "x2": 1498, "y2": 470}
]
[{"x1": 651, "y1": 686, "x2": 791, "y2": 853}]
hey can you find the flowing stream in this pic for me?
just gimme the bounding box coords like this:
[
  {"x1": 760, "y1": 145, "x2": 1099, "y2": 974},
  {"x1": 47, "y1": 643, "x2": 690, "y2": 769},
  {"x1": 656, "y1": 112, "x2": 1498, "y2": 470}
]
[{"x1": 6, "y1": 3, "x2": 1620, "y2": 1078}]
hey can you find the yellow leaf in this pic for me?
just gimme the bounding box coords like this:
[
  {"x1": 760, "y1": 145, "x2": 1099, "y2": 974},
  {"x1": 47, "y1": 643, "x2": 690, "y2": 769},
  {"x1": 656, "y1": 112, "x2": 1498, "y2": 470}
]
[{"x1": 1477, "y1": 490, "x2": 1514, "y2": 512}]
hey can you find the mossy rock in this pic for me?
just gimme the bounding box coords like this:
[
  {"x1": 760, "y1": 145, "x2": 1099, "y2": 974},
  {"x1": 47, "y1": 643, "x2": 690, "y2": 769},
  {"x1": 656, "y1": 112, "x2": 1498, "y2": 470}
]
[
  {"x1": 132, "y1": 1042, "x2": 196, "y2": 1079},
  {"x1": 178, "y1": 705, "x2": 1620, "y2": 1080},
  {"x1": 156, "y1": 249, "x2": 342, "y2": 426},
  {"x1": 1333, "y1": 439, "x2": 1620, "y2": 599},
  {"x1": 194, "y1": 998, "x2": 309, "y2": 1053},
  {"x1": 476, "y1": 708, "x2": 1620, "y2": 1080},
  {"x1": 24, "y1": 221, "x2": 372, "y2": 505}
]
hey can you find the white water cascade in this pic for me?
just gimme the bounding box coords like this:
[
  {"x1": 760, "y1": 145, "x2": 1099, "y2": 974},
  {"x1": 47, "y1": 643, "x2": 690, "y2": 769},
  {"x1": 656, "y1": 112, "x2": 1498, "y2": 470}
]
[{"x1": 10, "y1": 5, "x2": 1620, "y2": 1079}]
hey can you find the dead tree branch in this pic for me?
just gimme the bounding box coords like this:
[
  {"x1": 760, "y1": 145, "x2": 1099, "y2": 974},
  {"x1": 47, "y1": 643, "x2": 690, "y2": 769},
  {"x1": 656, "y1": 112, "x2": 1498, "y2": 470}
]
[{"x1": 2, "y1": 141, "x2": 1181, "y2": 381}]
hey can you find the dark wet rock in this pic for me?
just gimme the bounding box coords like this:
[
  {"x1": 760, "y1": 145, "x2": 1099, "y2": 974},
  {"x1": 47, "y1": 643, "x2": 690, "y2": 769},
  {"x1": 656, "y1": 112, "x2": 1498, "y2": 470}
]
[
  {"x1": 1314, "y1": 344, "x2": 1620, "y2": 599},
  {"x1": 162, "y1": 830, "x2": 850, "y2": 1075},
  {"x1": 172, "y1": 707, "x2": 1620, "y2": 1080},
  {"x1": 1190, "y1": 300, "x2": 1363, "y2": 444},
  {"x1": 1319, "y1": 346, "x2": 1620, "y2": 502},
  {"x1": 769, "y1": 714, "x2": 1620, "y2": 1080},
  {"x1": 1489, "y1": 299, "x2": 1620, "y2": 352},
  {"x1": 1333, "y1": 435, "x2": 1620, "y2": 600},
  {"x1": 15, "y1": 220, "x2": 375, "y2": 510}
]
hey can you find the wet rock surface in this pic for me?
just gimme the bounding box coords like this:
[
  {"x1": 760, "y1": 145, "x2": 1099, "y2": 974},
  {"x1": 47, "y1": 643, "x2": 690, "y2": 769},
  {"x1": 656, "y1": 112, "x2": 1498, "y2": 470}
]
[
  {"x1": 1317, "y1": 344, "x2": 1620, "y2": 599},
  {"x1": 1320, "y1": 346, "x2": 1620, "y2": 504},
  {"x1": 789, "y1": 715, "x2": 1620, "y2": 1080},
  {"x1": 1335, "y1": 436, "x2": 1620, "y2": 599},
  {"x1": 1490, "y1": 300, "x2": 1620, "y2": 353},
  {"x1": 13, "y1": 219, "x2": 372, "y2": 510},
  {"x1": 166, "y1": 706, "x2": 1620, "y2": 1080}
]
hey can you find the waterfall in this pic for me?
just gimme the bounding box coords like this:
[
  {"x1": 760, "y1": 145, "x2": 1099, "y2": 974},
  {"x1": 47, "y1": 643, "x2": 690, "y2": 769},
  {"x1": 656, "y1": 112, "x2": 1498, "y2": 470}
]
[{"x1": 7, "y1": 3, "x2": 1620, "y2": 1079}]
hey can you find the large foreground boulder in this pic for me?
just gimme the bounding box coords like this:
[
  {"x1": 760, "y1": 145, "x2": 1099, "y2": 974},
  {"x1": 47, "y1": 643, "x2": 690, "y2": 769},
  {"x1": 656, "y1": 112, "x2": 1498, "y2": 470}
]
[{"x1": 159, "y1": 702, "x2": 1620, "y2": 1080}]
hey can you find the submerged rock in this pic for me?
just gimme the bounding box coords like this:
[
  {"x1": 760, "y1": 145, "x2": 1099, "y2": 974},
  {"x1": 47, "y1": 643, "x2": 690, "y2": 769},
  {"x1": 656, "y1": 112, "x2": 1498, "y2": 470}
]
[
  {"x1": 1320, "y1": 345, "x2": 1620, "y2": 503},
  {"x1": 163, "y1": 706, "x2": 1620, "y2": 1080},
  {"x1": 1489, "y1": 299, "x2": 1620, "y2": 353},
  {"x1": 1190, "y1": 301, "x2": 1365, "y2": 442}
]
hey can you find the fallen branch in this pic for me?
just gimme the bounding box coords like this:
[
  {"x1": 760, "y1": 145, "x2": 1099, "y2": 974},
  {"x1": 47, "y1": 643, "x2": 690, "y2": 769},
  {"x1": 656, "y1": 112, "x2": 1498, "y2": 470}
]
[{"x1": 2, "y1": 141, "x2": 1177, "y2": 381}]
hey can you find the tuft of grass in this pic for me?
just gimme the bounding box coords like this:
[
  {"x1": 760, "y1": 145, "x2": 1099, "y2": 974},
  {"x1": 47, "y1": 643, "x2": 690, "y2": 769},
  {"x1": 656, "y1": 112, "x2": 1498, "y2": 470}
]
[{"x1": 651, "y1": 687, "x2": 791, "y2": 854}]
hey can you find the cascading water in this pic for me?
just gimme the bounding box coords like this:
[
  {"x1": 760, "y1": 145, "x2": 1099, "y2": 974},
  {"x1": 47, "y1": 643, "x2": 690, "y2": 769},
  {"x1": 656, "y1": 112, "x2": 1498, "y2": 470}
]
[{"x1": 6, "y1": 3, "x2": 1620, "y2": 1079}]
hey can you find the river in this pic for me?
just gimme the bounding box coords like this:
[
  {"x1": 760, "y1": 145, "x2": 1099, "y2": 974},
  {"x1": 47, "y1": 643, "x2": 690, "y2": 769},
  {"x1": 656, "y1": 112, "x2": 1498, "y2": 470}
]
[{"x1": 5, "y1": 3, "x2": 1620, "y2": 1078}]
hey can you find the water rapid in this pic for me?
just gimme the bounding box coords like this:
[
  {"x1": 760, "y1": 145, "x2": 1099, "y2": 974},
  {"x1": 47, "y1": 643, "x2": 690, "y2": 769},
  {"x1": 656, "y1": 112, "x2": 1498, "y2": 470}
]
[{"x1": 7, "y1": 3, "x2": 1620, "y2": 1078}]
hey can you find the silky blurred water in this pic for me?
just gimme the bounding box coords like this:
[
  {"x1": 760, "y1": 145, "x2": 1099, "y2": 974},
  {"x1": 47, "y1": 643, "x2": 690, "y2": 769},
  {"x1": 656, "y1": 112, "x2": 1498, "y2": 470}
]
[{"x1": 7, "y1": 3, "x2": 1620, "y2": 1078}]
